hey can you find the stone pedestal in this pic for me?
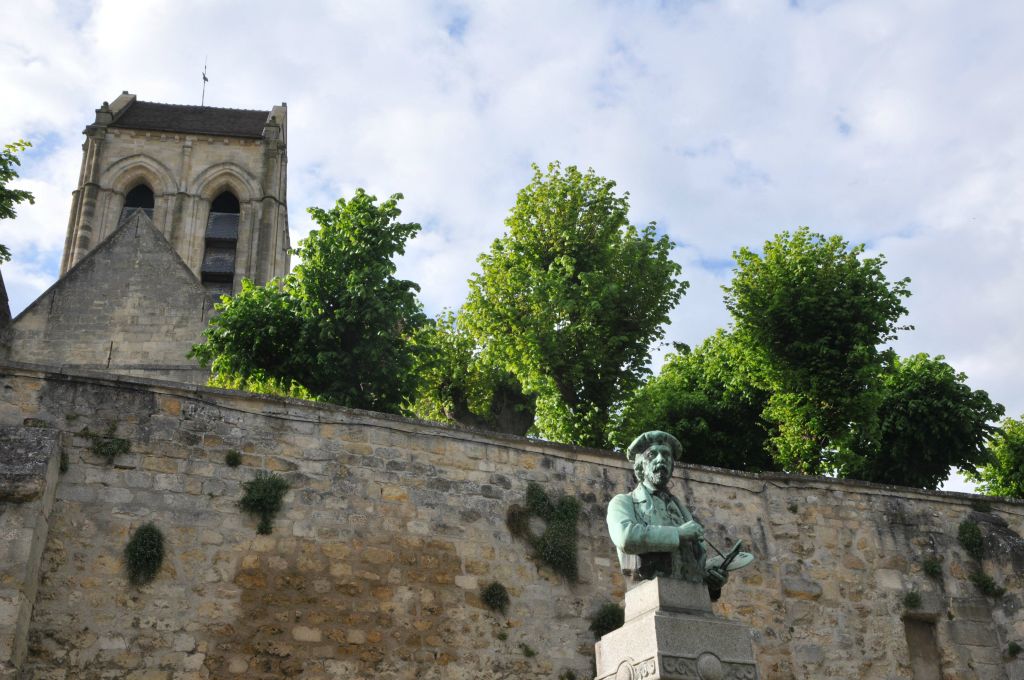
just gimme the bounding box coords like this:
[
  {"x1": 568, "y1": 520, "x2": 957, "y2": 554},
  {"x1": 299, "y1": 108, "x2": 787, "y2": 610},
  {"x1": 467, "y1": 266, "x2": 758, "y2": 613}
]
[{"x1": 595, "y1": 578, "x2": 759, "y2": 680}]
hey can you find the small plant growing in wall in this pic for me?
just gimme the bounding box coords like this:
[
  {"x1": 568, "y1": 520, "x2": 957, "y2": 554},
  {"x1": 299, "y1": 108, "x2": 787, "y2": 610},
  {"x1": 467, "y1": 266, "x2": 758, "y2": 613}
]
[
  {"x1": 83, "y1": 423, "x2": 130, "y2": 464},
  {"x1": 902, "y1": 591, "x2": 922, "y2": 610},
  {"x1": 239, "y1": 470, "x2": 290, "y2": 534},
  {"x1": 520, "y1": 642, "x2": 536, "y2": 658},
  {"x1": 480, "y1": 581, "x2": 510, "y2": 614},
  {"x1": 922, "y1": 556, "x2": 942, "y2": 579},
  {"x1": 506, "y1": 482, "x2": 580, "y2": 581},
  {"x1": 958, "y1": 520, "x2": 985, "y2": 561},
  {"x1": 225, "y1": 450, "x2": 242, "y2": 467},
  {"x1": 124, "y1": 523, "x2": 165, "y2": 586},
  {"x1": 969, "y1": 571, "x2": 1006, "y2": 598},
  {"x1": 589, "y1": 602, "x2": 625, "y2": 640},
  {"x1": 1008, "y1": 641, "x2": 1022, "y2": 659}
]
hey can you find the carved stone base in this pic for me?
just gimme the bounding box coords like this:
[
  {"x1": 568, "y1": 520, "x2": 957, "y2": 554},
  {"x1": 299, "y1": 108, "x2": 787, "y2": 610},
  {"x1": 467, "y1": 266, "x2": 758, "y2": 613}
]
[{"x1": 595, "y1": 578, "x2": 759, "y2": 680}]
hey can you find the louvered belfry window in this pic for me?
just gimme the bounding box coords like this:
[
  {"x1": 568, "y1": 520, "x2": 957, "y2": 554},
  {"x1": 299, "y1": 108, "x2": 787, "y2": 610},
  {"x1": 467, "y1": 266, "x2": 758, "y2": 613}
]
[
  {"x1": 121, "y1": 184, "x2": 155, "y2": 222},
  {"x1": 201, "y1": 191, "x2": 240, "y2": 296}
]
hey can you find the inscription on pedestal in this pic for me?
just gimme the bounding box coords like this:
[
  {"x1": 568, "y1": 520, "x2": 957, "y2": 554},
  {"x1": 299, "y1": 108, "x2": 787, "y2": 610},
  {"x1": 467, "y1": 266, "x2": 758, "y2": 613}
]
[
  {"x1": 659, "y1": 653, "x2": 758, "y2": 680},
  {"x1": 625, "y1": 658, "x2": 656, "y2": 679}
]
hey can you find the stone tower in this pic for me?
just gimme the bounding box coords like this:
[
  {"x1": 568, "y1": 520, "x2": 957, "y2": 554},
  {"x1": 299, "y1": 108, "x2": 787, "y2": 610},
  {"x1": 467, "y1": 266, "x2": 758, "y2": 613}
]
[
  {"x1": 0, "y1": 92, "x2": 291, "y2": 381},
  {"x1": 61, "y1": 91, "x2": 290, "y2": 295}
]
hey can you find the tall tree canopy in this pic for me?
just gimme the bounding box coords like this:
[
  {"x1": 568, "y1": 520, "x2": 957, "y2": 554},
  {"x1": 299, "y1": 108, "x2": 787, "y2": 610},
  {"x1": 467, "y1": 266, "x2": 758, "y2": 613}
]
[
  {"x1": 842, "y1": 353, "x2": 1004, "y2": 488},
  {"x1": 616, "y1": 227, "x2": 1003, "y2": 489},
  {"x1": 613, "y1": 330, "x2": 779, "y2": 472},
  {"x1": 969, "y1": 415, "x2": 1024, "y2": 498},
  {"x1": 191, "y1": 189, "x2": 426, "y2": 413},
  {"x1": 410, "y1": 309, "x2": 535, "y2": 435},
  {"x1": 464, "y1": 162, "x2": 687, "y2": 449},
  {"x1": 723, "y1": 227, "x2": 912, "y2": 473},
  {"x1": 1, "y1": 140, "x2": 35, "y2": 262}
]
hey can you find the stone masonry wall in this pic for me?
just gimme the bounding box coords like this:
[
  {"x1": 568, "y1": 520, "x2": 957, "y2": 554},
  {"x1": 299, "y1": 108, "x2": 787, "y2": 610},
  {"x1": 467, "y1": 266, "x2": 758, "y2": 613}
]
[
  {"x1": 0, "y1": 363, "x2": 1022, "y2": 680},
  {"x1": 0, "y1": 426, "x2": 60, "y2": 679}
]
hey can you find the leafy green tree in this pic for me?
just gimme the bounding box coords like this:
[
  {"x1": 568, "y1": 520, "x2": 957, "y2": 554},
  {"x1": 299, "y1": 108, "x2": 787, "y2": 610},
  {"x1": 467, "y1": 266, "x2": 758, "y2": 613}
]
[
  {"x1": 464, "y1": 162, "x2": 687, "y2": 449},
  {"x1": 194, "y1": 280, "x2": 308, "y2": 397},
  {"x1": 843, "y1": 353, "x2": 1004, "y2": 489},
  {"x1": 1, "y1": 140, "x2": 36, "y2": 262},
  {"x1": 614, "y1": 330, "x2": 779, "y2": 471},
  {"x1": 969, "y1": 415, "x2": 1024, "y2": 498},
  {"x1": 191, "y1": 189, "x2": 426, "y2": 413},
  {"x1": 411, "y1": 309, "x2": 535, "y2": 435},
  {"x1": 723, "y1": 227, "x2": 911, "y2": 473}
]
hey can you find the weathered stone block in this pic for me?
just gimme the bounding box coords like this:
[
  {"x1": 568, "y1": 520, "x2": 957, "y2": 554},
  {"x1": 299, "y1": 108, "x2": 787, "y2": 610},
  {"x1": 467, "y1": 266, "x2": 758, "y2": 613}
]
[
  {"x1": 781, "y1": 576, "x2": 822, "y2": 601},
  {"x1": 950, "y1": 620, "x2": 997, "y2": 646},
  {"x1": 0, "y1": 428, "x2": 57, "y2": 503},
  {"x1": 624, "y1": 577, "x2": 712, "y2": 621}
]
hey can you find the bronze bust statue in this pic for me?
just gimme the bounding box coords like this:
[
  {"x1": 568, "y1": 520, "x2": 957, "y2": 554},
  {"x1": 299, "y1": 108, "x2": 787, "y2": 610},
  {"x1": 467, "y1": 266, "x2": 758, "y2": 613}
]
[{"x1": 606, "y1": 431, "x2": 751, "y2": 599}]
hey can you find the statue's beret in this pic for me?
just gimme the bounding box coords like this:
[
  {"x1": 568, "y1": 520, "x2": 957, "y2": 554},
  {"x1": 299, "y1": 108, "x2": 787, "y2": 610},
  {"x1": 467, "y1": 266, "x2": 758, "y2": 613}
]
[{"x1": 624, "y1": 430, "x2": 683, "y2": 462}]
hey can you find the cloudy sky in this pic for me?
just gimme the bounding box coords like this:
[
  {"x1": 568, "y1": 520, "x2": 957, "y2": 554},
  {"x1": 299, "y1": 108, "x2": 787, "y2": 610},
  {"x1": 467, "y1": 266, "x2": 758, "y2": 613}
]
[{"x1": 3, "y1": 0, "x2": 1023, "y2": 489}]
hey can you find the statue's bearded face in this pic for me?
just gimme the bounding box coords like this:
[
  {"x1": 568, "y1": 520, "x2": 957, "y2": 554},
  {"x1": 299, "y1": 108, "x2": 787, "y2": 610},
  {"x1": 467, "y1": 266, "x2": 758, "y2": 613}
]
[{"x1": 641, "y1": 443, "x2": 674, "y2": 490}]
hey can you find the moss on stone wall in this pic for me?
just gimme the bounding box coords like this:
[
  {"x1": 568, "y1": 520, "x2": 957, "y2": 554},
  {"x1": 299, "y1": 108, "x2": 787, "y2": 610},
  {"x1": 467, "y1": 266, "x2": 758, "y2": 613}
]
[
  {"x1": 82, "y1": 424, "x2": 130, "y2": 464},
  {"x1": 506, "y1": 481, "x2": 580, "y2": 581}
]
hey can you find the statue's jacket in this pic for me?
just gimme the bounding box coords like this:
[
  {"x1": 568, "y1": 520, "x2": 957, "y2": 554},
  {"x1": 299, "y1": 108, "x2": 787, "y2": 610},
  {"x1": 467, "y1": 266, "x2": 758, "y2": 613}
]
[{"x1": 606, "y1": 483, "x2": 708, "y2": 585}]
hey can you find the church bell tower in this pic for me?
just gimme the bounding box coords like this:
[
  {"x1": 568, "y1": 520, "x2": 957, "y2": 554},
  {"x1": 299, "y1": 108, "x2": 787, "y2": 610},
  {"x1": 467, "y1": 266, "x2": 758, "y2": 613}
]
[{"x1": 62, "y1": 91, "x2": 290, "y2": 294}]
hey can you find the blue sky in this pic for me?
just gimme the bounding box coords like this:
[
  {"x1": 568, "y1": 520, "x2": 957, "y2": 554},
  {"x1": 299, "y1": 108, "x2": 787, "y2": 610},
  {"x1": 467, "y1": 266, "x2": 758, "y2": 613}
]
[{"x1": 3, "y1": 0, "x2": 1023, "y2": 490}]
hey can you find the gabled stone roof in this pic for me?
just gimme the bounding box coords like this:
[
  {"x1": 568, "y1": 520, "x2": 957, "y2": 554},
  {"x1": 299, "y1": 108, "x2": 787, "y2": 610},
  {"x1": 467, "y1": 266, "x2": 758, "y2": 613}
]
[
  {"x1": 0, "y1": 209, "x2": 213, "y2": 383},
  {"x1": 110, "y1": 100, "x2": 271, "y2": 138}
]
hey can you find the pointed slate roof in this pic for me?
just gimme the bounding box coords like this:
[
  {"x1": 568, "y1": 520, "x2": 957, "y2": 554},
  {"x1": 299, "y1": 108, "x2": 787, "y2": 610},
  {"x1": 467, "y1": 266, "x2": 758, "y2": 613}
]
[
  {"x1": 110, "y1": 100, "x2": 270, "y2": 138},
  {"x1": 0, "y1": 210, "x2": 214, "y2": 383}
]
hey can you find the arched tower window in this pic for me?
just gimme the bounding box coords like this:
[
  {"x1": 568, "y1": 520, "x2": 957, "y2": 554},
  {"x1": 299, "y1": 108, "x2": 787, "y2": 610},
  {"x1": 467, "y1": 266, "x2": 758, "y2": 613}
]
[
  {"x1": 201, "y1": 191, "x2": 241, "y2": 295},
  {"x1": 120, "y1": 183, "x2": 154, "y2": 222}
]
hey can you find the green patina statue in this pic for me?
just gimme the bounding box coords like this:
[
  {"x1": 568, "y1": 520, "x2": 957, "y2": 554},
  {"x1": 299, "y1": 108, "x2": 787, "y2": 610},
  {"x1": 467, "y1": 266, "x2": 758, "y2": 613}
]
[{"x1": 606, "y1": 431, "x2": 752, "y2": 600}]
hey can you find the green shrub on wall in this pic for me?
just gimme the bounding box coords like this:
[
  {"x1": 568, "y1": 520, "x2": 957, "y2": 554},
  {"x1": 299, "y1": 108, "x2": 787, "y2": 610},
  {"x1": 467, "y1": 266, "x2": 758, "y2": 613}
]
[
  {"x1": 239, "y1": 471, "x2": 290, "y2": 534},
  {"x1": 957, "y1": 520, "x2": 985, "y2": 561},
  {"x1": 124, "y1": 523, "x2": 165, "y2": 586},
  {"x1": 902, "y1": 591, "x2": 922, "y2": 609},
  {"x1": 506, "y1": 482, "x2": 580, "y2": 581},
  {"x1": 969, "y1": 571, "x2": 1005, "y2": 598},
  {"x1": 589, "y1": 602, "x2": 625, "y2": 639},
  {"x1": 922, "y1": 556, "x2": 942, "y2": 579},
  {"x1": 83, "y1": 424, "x2": 130, "y2": 464},
  {"x1": 481, "y1": 581, "x2": 510, "y2": 614},
  {"x1": 225, "y1": 450, "x2": 242, "y2": 467}
]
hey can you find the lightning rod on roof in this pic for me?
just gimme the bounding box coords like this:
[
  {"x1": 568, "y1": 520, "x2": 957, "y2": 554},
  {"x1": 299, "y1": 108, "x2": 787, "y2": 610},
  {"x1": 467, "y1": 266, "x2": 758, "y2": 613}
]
[{"x1": 201, "y1": 57, "x2": 209, "y2": 107}]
